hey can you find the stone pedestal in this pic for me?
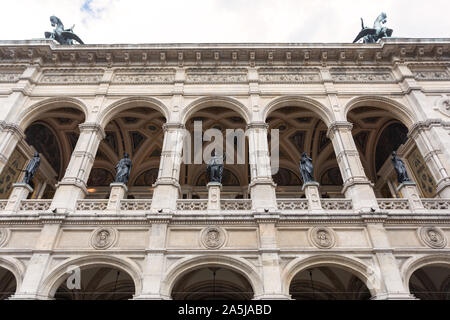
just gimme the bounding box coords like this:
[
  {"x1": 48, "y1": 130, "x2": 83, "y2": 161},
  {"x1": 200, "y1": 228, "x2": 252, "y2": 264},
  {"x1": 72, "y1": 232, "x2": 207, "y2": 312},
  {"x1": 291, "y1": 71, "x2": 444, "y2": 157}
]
[
  {"x1": 107, "y1": 183, "x2": 128, "y2": 212},
  {"x1": 207, "y1": 182, "x2": 222, "y2": 211},
  {"x1": 397, "y1": 181, "x2": 424, "y2": 210},
  {"x1": 5, "y1": 183, "x2": 33, "y2": 212},
  {"x1": 249, "y1": 179, "x2": 278, "y2": 212},
  {"x1": 302, "y1": 182, "x2": 323, "y2": 212}
]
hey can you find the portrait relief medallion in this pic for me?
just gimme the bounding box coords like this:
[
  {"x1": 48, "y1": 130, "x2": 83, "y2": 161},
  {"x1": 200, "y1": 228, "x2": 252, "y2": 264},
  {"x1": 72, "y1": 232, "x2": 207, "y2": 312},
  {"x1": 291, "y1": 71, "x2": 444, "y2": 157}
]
[
  {"x1": 419, "y1": 227, "x2": 447, "y2": 249},
  {"x1": 309, "y1": 227, "x2": 336, "y2": 249},
  {"x1": 0, "y1": 228, "x2": 10, "y2": 248},
  {"x1": 200, "y1": 227, "x2": 226, "y2": 249},
  {"x1": 90, "y1": 227, "x2": 117, "y2": 250}
]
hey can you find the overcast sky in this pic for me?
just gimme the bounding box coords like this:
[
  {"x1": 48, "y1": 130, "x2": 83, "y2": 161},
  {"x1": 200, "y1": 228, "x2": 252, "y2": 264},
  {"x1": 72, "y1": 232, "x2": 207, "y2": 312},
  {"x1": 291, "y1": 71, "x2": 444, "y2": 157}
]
[{"x1": 0, "y1": 0, "x2": 448, "y2": 44}]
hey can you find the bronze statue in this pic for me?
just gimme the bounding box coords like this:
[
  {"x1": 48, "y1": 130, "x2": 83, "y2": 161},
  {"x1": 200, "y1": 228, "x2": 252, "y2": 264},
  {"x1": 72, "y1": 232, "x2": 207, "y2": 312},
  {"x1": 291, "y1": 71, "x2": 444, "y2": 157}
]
[
  {"x1": 353, "y1": 12, "x2": 393, "y2": 44},
  {"x1": 299, "y1": 152, "x2": 315, "y2": 184},
  {"x1": 392, "y1": 151, "x2": 411, "y2": 183},
  {"x1": 45, "y1": 16, "x2": 84, "y2": 45},
  {"x1": 22, "y1": 152, "x2": 40, "y2": 185},
  {"x1": 206, "y1": 151, "x2": 224, "y2": 184},
  {"x1": 115, "y1": 153, "x2": 132, "y2": 184}
]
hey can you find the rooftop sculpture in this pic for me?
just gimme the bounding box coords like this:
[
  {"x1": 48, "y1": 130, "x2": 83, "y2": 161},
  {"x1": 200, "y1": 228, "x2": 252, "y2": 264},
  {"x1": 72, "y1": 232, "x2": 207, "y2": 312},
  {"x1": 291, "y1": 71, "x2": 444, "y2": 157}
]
[
  {"x1": 44, "y1": 16, "x2": 84, "y2": 45},
  {"x1": 353, "y1": 12, "x2": 393, "y2": 44}
]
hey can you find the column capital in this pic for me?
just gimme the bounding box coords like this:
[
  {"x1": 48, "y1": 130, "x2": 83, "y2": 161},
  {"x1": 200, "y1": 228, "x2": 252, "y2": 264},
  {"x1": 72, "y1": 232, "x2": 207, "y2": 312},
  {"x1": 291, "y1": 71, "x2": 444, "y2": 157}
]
[
  {"x1": 78, "y1": 122, "x2": 105, "y2": 139},
  {"x1": 326, "y1": 121, "x2": 353, "y2": 138},
  {"x1": 0, "y1": 121, "x2": 25, "y2": 140},
  {"x1": 162, "y1": 122, "x2": 185, "y2": 132},
  {"x1": 246, "y1": 122, "x2": 269, "y2": 130},
  {"x1": 408, "y1": 119, "x2": 450, "y2": 138}
]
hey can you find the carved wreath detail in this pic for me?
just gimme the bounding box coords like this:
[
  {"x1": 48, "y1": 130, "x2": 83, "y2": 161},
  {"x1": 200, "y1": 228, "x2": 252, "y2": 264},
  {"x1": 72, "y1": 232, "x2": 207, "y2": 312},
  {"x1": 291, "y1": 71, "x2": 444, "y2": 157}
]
[
  {"x1": 419, "y1": 227, "x2": 447, "y2": 249},
  {"x1": 200, "y1": 227, "x2": 226, "y2": 249},
  {"x1": 309, "y1": 227, "x2": 336, "y2": 249},
  {"x1": 0, "y1": 228, "x2": 10, "y2": 248},
  {"x1": 90, "y1": 227, "x2": 117, "y2": 250}
]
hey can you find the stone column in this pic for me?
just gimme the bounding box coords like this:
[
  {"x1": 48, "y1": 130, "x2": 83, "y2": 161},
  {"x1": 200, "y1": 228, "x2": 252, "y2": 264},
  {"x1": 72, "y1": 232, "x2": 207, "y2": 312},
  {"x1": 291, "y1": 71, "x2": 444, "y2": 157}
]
[
  {"x1": 302, "y1": 182, "x2": 323, "y2": 212},
  {"x1": 327, "y1": 121, "x2": 379, "y2": 211},
  {"x1": 151, "y1": 123, "x2": 184, "y2": 212},
  {"x1": 106, "y1": 183, "x2": 128, "y2": 213},
  {"x1": 50, "y1": 123, "x2": 105, "y2": 212},
  {"x1": 5, "y1": 183, "x2": 33, "y2": 212},
  {"x1": 0, "y1": 122, "x2": 25, "y2": 175},
  {"x1": 409, "y1": 120, "x2": 450, "y2": 197},
  {"x1": 11, "y1": 222, "x2": 62, "y2": 300},
  {"x1": 254, "y1": 218, "x2": 290, "y2": 300},
  {"x1": 364, "y1": 220, "x2": 416, "y2": 300},
  {"x1": 134, "y1": 221, "x2": 170, "y2": 300},
  {"x1": 207, "y1": 182, "x2": 222, "y2": 211},
  {"x1": 247, "y1": 123, "x2": 277, "y2": 211},
  {"x1": 397, "y1": 181, "x2": 424, "y2": 210}
]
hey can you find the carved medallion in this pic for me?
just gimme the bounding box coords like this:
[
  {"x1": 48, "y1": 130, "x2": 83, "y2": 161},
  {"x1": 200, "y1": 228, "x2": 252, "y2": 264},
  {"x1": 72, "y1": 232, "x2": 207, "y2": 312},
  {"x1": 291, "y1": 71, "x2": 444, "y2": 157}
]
[
  {"x1": 0, "y1": 228, "x2": 10, "y2": 247},
  {"x1": 434, "y1": 95, "x2": 450, "y2": 117},
  {"x1": 309, "y1": 227, "x2": 336, "y2": 249},
  {"x1": 419, "y1": 227, "x2": 447, "y2": 249},
  {"x1": 200, "y1": 227, "x2": 226, "y2": 249},
  {"x1": 90, "y1": 227, "x2": 117, "y2": 250}
]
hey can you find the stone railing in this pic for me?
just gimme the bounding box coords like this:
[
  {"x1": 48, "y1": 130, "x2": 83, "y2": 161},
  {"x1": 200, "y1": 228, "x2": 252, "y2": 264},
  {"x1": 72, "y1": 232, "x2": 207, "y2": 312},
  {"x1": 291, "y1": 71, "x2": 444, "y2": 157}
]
[
  {"x1": 18, "y1": 200, "x2": 52, "y2": 211},
  {"x1": 422, "y1": 199, "x2": 450, "y2": 210},
  {"x1": 120, "y1": 200, "x2": 152, "y2": 211},
  {"x1": 176, "y1": 200, "x2": 208, "y2": 211},
  {"x1": 76, "y1": 200, "x2": 109, "y2": 211},
  {"x1": 321, "y1": 199, "x2": 353, "y2": 210},
  {"x1": 220, "y1": 199, "x2": 252, "y2": 211},
  {"x1": 377, "y1": 199, "x2": 410, "y2": 210},
  {"x1": 0, "y1": 200, "x2": 7, "y2": 211},
  {"x1": 277, "y1": 199, "x2": 309, "y2": 211}
]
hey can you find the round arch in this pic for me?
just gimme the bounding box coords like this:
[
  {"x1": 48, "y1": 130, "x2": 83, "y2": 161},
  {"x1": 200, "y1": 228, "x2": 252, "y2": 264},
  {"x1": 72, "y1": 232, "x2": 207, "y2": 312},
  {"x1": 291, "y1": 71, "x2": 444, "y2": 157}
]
[
  {"x1": 282, "y1": 255, "x2": 380, "y2": 298},
  {"x1": 181, "y1": 96, "x2": 251, "y2": 125},
  {"x1": 161, "y1": 255, "x2": 263, "y2": 299},
  {"x1": 39, "y1": 255, "x2": 143, "y2": 299},
  {"x1": 17, "y1": 97, "x2": 88, "y2": 130},
  {"x1": 402, "y1": 254, "x2": 450, "y2": 291},
  {"x1": 344, "y1": 96, "x2": 418, "y2": 129},
  {"x1": 0, "y1": 257, "x2": 24, "y2": 294},
  {"x1": 98, "y1": 97, "x2": 170, "y2": 129},
  {"x1": 262, "y1": 96, "x2": 335, "y2": 126}
]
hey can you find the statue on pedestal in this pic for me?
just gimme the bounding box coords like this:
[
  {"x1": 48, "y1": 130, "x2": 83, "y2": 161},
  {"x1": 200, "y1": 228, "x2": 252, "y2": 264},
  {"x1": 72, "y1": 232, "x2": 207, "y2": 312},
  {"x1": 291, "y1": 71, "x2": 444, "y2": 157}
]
[
  {"x1": 115, "y1": 153, "x2": 132, "y2": 185},
  {"x1": 45, "y1": 16, "x2": 84, "y2": 45},
  {"x1": 299, "y1": 152, "x2": 315, "y2": 184},
  {"x1": 206, "y1": 151, "x2": 224, "y2": 184},
  {"x1": 22, "y1": 152, "x2": 40, "y2": 185},
  {"x1": 353, "y1": 12, "x2": 393, "y2": 43},
  {"x1": 392, "y1": 151, "x2": 411, "y2": 183}
]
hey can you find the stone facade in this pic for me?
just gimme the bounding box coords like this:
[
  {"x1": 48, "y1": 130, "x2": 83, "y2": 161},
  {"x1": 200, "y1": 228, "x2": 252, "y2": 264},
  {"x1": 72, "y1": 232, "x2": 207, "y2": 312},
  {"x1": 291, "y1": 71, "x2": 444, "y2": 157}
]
[{"x1": 0, "y1": 39, "x2": 449, "y2": 300}]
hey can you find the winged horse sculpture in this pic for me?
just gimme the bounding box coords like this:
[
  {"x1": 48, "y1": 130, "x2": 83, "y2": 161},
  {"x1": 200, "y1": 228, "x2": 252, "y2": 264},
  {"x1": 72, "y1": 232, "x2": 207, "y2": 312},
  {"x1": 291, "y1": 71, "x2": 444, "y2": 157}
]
[
  {"x1": 45, "y1": 16, "x2": 84, "y2": 45},
  {"x1": 353, "y1": 12, "x2": 393, "y2": 43}
]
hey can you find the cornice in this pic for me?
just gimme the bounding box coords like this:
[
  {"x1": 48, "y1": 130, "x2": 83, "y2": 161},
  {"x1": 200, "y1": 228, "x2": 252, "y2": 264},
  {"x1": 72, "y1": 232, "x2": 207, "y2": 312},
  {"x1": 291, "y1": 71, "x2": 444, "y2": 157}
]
[
  {"x1": 1, "y1": 38, "x2": 450, "y2": 68},
  {"x1": 408, "y1": 119, "x2": 450, "y2": 138}
]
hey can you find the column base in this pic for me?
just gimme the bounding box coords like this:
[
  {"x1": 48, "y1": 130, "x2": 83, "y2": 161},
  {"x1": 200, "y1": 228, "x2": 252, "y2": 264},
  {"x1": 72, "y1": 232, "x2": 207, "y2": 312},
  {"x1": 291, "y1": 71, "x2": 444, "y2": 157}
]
[
  {"x1": 207, "y1": 182, "x2": 222, "y2": 211},
  {"x1": 253, "y1": 294, "x2": 291, "y2": 300},
  {"x1": 397, "y1": 181, "x2": 424, "y2": 210},
  {"x1": 50, "y1": 182, "x2": 87, "y2": 213},
  {"x1": 132, "y1": 294, "x2": 170, "y2": 300},
  {"x1": 371, "y1": 292, "x2": 417, "y2": 300},
  {"x1": 150, "y1": 181, "x2": 181, "y2": 212},
  {"x1": 342, "y1": 180, "x2": 379, "y2": 212},
  {"x1": 249, "y1": 179, "x2": 277, "y2": 211}
]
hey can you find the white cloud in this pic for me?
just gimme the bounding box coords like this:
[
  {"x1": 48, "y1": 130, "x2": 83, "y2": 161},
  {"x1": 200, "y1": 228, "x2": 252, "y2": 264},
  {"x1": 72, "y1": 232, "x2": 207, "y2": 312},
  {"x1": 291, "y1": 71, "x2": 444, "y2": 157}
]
[{"x1": 0, "y1": 0, "x2": 448, "y2": 44}]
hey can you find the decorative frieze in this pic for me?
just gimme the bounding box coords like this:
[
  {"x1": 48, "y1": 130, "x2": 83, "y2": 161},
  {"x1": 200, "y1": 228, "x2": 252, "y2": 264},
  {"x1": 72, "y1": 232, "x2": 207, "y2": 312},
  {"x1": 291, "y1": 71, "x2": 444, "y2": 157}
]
[
  {"x1": 258, "y1": 68, "x2": 321, "y2": 83},
  {"x1": 413, "y1": 69, "x2": 450, "y2": 81},
  {"x1": 0, "y1": 228, "x2": 10, "y2": 247},
  {"x1": 186, "y1": 68, "x2": 247, "y2": 84},
  {"x1": 112, "y1": 68, "x2": 175, "y2": 84},
  {"x1": 39, "y1": 69, "x2": 104, "y2": 84},
  {"x1": 0, "y1": 71, "x2": 22, "y2": 83},
  {"x1": 330, "y1": 68, "x2": 394, "y2": 82}
]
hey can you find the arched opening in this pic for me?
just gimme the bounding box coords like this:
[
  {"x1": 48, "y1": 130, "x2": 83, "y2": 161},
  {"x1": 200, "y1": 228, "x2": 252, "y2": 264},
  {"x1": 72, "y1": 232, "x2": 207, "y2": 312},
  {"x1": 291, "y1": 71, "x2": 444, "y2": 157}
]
[
  {"x1": 86, "y1": 105, "x2": 166, "y2": 199},
  {"x1": 171, "y1": 266, "x2": 254, "y2": 300},
  {"x1": 0, "y1": 104, "x2": 85, "y2": 199},
  {"x1": 182, "y1": 106, "x2": 249, "y2": 199},
  {"x1": 266, "y1": 106, "x2": 343, "y2": 198},
  {"x1": 409, "y1": 264, "x2": 450, "y2": 300},
  {"x1": 53, "y1": 265, "x2": 136, "y2": 300},
  {"x1": 289, "y1": 266, "x2": 371, "y2": 300},
  {"x1": 347, "y1": 103, "x2": 434, "y2": 198},
  {"x1": 0, "y1": 266, "x2": 17, "y2": 300}
]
